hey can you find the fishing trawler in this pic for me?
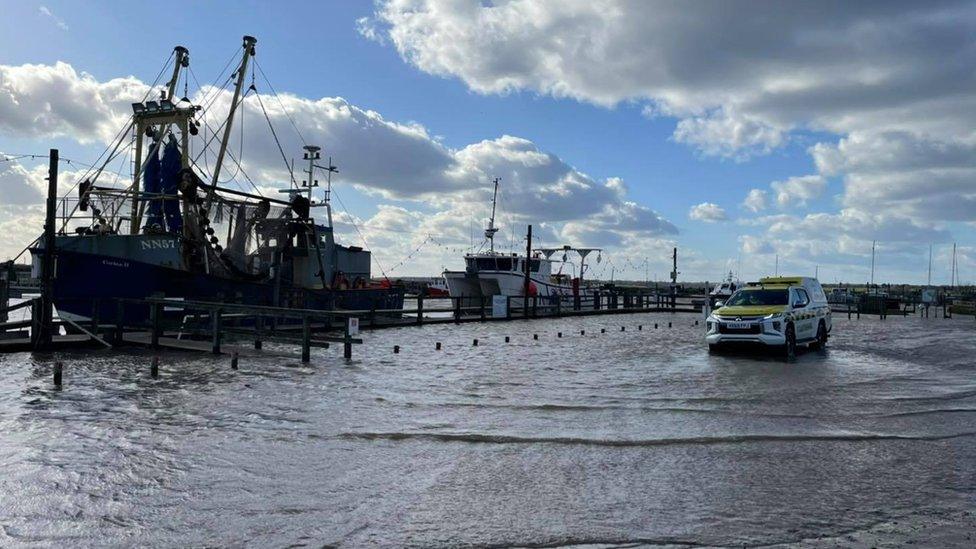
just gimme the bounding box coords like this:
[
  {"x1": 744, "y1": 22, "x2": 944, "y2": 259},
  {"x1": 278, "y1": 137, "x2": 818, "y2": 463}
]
[
  {"x1": 442, "y1": 178, "x2": 601, "y2": 299},
  {"x1": 30, "y1": 37, "x2": 404, "y2": 324}
]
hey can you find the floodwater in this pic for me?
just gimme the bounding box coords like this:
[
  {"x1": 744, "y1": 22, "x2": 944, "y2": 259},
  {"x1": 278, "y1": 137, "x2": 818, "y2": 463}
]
[{"x1": 1, "y1": 313, "x2": 975, "y2": 547}]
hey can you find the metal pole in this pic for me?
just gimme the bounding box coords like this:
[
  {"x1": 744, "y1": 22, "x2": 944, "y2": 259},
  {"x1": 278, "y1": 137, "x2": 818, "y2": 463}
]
[{"x1": 210, "y1": 36, "x2": 256, "y2": 197}]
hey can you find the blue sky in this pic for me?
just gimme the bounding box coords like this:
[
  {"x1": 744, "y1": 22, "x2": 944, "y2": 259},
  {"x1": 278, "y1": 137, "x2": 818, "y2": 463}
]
[{"x1": 1, "y1": 1, "x2": 973, "y2": 284}]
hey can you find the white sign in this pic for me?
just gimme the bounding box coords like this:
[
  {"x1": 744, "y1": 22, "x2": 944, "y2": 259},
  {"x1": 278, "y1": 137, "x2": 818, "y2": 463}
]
[
  {"x1": 921, "y1": 288, "x2": 937, "y2": 304},
  {"x1": 492, "y1": 295, "x2": 508, "y2": 318},
  {"x1": 347, "y1": 317, "x2": 359, "y2": 336}
]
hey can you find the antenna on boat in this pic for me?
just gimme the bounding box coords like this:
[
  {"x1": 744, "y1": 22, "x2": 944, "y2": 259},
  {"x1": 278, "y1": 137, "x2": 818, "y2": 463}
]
[
  {"x1": 209, "y1": 35, "x2": 257, "y2": 205},
  {"x1": 485, "y1": 177, "x2": 500, "y2": 253}
]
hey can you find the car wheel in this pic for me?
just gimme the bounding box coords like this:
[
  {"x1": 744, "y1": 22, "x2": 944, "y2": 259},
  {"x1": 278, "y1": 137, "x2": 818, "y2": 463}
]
[
  {"x1": 811, "y1": 321, "x2": 827, "y2": 351},
  {"x1": 784, "y1": 324, "x2": 797, "y2": 362}
]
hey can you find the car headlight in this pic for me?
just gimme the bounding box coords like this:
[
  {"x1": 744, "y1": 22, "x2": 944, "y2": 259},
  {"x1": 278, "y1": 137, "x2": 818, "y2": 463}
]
[{"x1": 763, "y1": 312, "x2": 784, "y2": 320}]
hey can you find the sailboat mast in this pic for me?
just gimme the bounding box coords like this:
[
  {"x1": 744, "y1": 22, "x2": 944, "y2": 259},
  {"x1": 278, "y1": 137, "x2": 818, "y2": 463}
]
[{"x1": 210, "y1": 36, "x2": 256, "y2": 191}]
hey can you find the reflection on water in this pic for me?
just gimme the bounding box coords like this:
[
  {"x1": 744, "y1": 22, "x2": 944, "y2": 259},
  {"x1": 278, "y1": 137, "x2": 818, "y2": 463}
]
[{"x1": 1, "y1": 314, "x2": 975, "y2": 546}]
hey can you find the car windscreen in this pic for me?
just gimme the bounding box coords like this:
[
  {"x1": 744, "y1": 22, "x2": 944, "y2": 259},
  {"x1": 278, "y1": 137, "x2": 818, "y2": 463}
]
[{"x1": 725, "y1": 289, "x2": 789, "y2": 306}]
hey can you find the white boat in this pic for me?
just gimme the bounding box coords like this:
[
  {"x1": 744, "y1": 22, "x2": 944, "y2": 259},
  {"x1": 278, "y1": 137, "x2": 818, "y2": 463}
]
[
  {"x1": 709, "y1": 271, "x2": 742, "y2": 299},
  {"x1": 442, "y1": 178, "x2": 600, "y2": 299}
]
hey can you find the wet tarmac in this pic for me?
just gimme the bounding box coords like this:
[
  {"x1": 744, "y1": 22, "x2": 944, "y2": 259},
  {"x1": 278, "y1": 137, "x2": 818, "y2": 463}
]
[{"x1": 1, "y1": 313, "x2": 974, "y2": 547}]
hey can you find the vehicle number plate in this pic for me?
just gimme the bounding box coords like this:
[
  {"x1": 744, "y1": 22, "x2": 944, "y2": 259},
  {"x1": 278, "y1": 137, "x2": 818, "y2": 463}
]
[{"x1": 726, "y1": 322, "x2": 751, "y2": 330}]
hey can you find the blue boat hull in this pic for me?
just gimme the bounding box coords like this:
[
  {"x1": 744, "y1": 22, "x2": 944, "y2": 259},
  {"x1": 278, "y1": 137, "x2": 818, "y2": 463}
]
[{"x1": 51, "y1": 248, "x2": 404, "y2": 326}]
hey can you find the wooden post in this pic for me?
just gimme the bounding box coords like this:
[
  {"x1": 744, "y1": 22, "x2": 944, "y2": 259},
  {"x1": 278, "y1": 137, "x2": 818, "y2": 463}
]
[
  {"x1": 211, "y1": 307, "x2": 222, "y2": 354},
  {"x1": 523, "y1": 225, "x2": 532, "y2": 319},
  {"x1": 90, "y1": 298, "x2": 100, "y2": 339},
  {"x1": 480, "y1": 296, "x2": 486, "y2": 321},
  {"x1": 33, "y1": 149, "x2": 59, "y2": 350},
  {"x1": 301, "y1": 314, "x2": 310, "y2": 363},
  {"x1": 555, "y1": 294, "x2": 561, "y2": 316},
  {"x1": 115, "y1": 300, "x2": 125, "y2": 343},
  {"x1": 150, "y1": 301, "x2": 161, "y2": 348},
  {"x1": 506, "y1": 296, "x2": 512, "y2": 320},
  {"x1": 416, "y1": 294, "x2": 424, "y2": 326},
  {"x1": 454, "y1": 296, "x2": 461, "y2": 323},
  {"x1": 532, "y1": 296, "x2": 538, "y2": 318},
  {"x1": 343, "y1": 320, "x2": 353, "y2": 360},
  {"x1": 254, "y1": 315, "x2": 263, "y2": 349}
]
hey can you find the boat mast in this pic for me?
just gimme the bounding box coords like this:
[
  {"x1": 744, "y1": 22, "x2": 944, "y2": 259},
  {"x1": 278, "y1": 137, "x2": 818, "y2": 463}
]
[
  {"x1": 130, "y1": 45, "x2": 191, "y2": 233},
  {"x1": 166, "y1": 46, "x2": 189, "y2": 100},
  {"x1": 485, "y1": 177, "x2": 500, "y2": 252},
  {"x1": 209, "y1": 35, "x2": 256, "y2": 200}
]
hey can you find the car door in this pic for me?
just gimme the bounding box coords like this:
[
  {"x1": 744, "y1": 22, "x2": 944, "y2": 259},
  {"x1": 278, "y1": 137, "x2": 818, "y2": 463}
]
[{"x1": 792, "y1": 288, "x2": 815, "y2": 340}]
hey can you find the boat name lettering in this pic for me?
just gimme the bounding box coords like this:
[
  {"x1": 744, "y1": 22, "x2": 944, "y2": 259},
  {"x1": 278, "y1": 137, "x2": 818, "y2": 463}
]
[
  {"x1": 102, "y1": 259, "x2": 130, "y2": 268},
  {"x1": 141, "y1": 239, "x2": 176, "y2": 250}
]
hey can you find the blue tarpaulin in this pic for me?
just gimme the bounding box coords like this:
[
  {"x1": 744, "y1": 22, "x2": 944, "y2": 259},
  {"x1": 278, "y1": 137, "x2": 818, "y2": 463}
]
[
  {"x1": 142, "y1": 141, "x2": 163, "y2": 230},
  {"x1": 161, "y1": 138, "x2": 183, "y2": 234}
]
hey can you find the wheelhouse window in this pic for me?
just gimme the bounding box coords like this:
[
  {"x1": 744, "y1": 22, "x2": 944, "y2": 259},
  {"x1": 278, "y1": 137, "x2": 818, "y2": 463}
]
[
  {"x1": 476, "y1": 258, "x2": 497, "y2": 270},
  {"x1": 725, "y1": 289, "x2": 789, "y2": 306},
  {"x1": 496, "y1": 257, "x2": 512, "y2": 271}
]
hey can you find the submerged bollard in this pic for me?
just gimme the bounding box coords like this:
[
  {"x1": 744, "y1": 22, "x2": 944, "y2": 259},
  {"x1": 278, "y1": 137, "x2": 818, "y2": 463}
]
[
  {"x1": 580, "y1": 329, "x2": 585, "y2": 336},
  {"x1": 53, "y1": 361, "x2": 63, "y2": 388},
  {"x1": 695, "y1": 320, "x2": 699, "y2": 326},
  {"x1": 638, "y1": 325, "x2": 642, "y2": 331},
  {"x1": 668, "y1": 322, "x2": 672, "y2": 328},
  {"x1": 150, "y1": 356, "x2": 159, "y2": 378},
  {"x1": 231, "y1": 351, "x2": 239, "y2": 370},
  {"x1": 533, "y1": 334, "x2": 539, "y2": 340},
  {"x1": 601, "y1": 328, "x2": 606, "y2": 333},
  {"x1": 621, "y1": 326, "x2": 625, "y2": 332},
  {"x1": 557, "y1": 332, "x2": 562, "y2": 338},
  {"x1": 654, "y1": 323, "x2": 658, "y2": 329},
  {"x1": 436, "y1": 342, "x2": 442, "y2": 350},
  {"x1": 505, "y1": 336, "x2": 510, "y2": 343},
  {"x1": 472, "y1": 339, "x2": 478, "y2": 346},
  {"x1": 394, "y1": 345, "x2": 400, "y2": 354}
]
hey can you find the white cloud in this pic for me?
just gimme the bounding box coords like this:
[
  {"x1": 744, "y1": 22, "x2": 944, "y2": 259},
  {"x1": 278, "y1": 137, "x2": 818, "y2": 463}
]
[
  {"x1": 688, "y1": 202, "x2": 727, "y2": 222},
  {"x1": 39, "y1": 6, "x2": 68, "y2": 31},
  {"x1": 366, "y1": 0, "x2": 976, "y2": 228},
  {"x1": 742, "y1": 189, "x2": 767, "y2": 213},
  {"x1": 770, "y1": 175, "x2": 827, "y2": 208}
]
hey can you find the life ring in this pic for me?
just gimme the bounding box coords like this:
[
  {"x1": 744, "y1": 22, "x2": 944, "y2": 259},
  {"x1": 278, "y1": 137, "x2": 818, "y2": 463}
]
[{"x1": 527, "y1": 281, "x2": 538, "y2": 297}]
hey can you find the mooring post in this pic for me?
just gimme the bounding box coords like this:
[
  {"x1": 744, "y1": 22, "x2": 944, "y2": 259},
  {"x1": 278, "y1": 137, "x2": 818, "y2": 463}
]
[
  {"x1": 523, "y1": 224, "x2": 532, "y2": 319},
  {"x1": 480, "y1": 296, "x2": 486, "y2": 321},
  {"x1": 88, "y1": 298, "x2": 99, "y2": 338},
  {"x1": 416, "y1": 294, "x2": 424, "y2": 326},
  {"x1": 532, "y1": 296, "x2": 538, "y2": 318},
  {"x1": 254, "y1": 315, "x2": 263, "y2": 350},
  {"x1": 231, "y1": 351, "x2": 239, "y2": 370},
  {"x1": 150, "y1": 301, "x2": 161, "y2": 348},
  {"x1": 150, "y1": 356, "x2": 159, "y2": 378},
  {"x1": 343, "y1": 320, "x2": 353, "y2": 360},
  {"x1": 115, "y1": 300, "x2": 125, "y2": 343},
  {"x1": 211, "y1": 307, "x2": 222, "y2": 354},
  {"x1": 454, "y1": 296, "x2": 461, "y2": 323},
  {"x1": 555, "y1": 295, "x2": 561, "y2": 317},
  {"x1": 31, "y1": 149, "x2": 59, "y2": 350},
  {"x1": 301, "y1": 314, "x2": 311, "y2": 363},
  {"x1": 53, "y1": 361, "x2": 63, "y2": 388},
  {"x1": 506, "y1": 296, "x2": 512, "y2": 320}
]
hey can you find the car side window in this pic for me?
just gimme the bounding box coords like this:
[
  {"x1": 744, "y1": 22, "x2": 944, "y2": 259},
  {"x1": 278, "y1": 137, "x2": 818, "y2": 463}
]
[{"x1": 794, "y1": 289, "x2": 810, "y2": 307}]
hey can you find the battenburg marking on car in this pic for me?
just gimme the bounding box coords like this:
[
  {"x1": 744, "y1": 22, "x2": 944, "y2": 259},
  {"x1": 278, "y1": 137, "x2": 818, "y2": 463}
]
[{"x1": 704, "y1": 276, "x2": 832, "y2": 360}]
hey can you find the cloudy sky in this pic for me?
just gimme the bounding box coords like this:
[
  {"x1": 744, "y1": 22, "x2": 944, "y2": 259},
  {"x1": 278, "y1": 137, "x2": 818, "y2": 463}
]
[{"x1": 1, "y1": 1, "x2": 973, "y2": 284}]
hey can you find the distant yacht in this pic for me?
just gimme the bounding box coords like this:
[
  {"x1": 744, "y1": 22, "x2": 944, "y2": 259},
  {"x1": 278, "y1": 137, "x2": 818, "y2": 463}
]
[{"x1": 442, "y1": 178, "x2": 600, "y2": 299}]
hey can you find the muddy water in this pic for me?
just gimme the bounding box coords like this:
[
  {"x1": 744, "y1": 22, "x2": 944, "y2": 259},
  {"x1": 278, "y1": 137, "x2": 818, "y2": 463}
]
[{"x1": 1, "y1": 313, "x2": 974, "y2": 547}]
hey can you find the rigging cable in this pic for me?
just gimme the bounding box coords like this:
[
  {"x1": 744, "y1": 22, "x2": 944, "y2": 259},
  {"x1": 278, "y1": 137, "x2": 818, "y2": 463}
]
[
  {"x1": 254, "y1": 59, "x2": 307, "y2": 147},
  {"x1": 330, "y1": 187, "x2": 391, "y2": 280}
]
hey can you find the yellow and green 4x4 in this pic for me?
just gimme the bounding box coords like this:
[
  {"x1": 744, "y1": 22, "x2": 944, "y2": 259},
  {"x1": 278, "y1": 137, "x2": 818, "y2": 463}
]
[{"x1": 704, "y1": 276, "x2": 832, "y2": 361}]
